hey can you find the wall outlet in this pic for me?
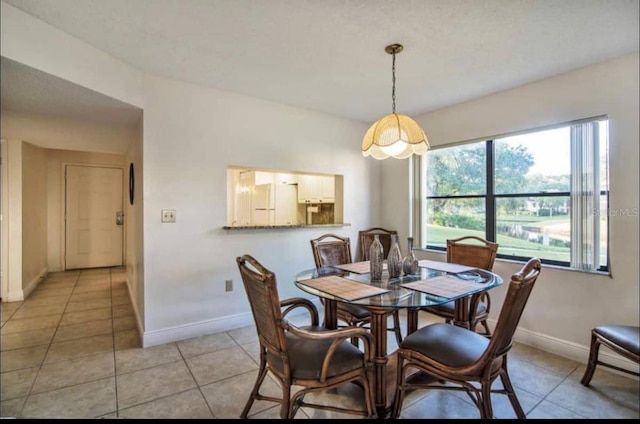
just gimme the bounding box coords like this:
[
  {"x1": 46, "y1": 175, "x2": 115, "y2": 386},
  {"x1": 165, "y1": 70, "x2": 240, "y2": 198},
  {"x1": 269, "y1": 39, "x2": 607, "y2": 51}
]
[
  {"x1": 161, "y1": 209, "x2": 176, "y2": 223},
  {"x1": 225, "y1": 279, "x2": 233, "y2": 292}
]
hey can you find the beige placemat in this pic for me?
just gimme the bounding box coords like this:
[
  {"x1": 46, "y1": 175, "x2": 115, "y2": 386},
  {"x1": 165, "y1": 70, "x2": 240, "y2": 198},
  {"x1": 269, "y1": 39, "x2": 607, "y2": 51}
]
[
  {"x1": 333, "y1": 261, "x2": 387, "y2": 274},
  {"x1": 418, "y1": 259, "x2": 476, "y2": 274},
  {"x1": 301, "y1": 275, "x2": 390, "y2": 301},
  {"x1": 401, "y1": 275, "x2": 481, "y2": 298}
]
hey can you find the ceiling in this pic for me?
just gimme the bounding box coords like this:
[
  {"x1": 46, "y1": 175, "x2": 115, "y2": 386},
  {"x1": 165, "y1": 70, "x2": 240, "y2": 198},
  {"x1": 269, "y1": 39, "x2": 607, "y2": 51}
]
[{"x1": 1, "y1": 0, "x2": 638, "y2": 125}]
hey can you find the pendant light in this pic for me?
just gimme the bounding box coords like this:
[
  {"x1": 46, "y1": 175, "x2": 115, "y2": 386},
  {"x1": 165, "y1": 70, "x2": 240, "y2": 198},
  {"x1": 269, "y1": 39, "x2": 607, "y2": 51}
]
[{"x1": 362, "y1": 44, "x2": 429, "y2": 160}]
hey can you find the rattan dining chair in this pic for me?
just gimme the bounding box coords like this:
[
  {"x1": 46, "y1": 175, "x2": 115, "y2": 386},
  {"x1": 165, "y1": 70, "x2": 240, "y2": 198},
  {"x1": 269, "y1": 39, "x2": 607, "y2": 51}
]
[
  {"x1": 422, "y1": 236, "x2": 499, "y2": 334},
  {"x1": 310, "y1": 234, "x2": 404, "y2": 346},
  {"x1": 358, "y1": 227, "x2": 398, "y2": 261},
  {"x1": 392, "y1": 258, "x2": 542, "y2": 419},
  {"x1": 236, "y1": 254, "x2": 376, "y2": 419}
]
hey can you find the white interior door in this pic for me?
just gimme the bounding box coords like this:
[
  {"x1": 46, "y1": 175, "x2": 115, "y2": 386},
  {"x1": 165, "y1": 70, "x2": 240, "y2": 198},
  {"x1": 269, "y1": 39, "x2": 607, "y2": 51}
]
[{"x1": 65, "y1": 165, "x2": 123, "y2": 269}]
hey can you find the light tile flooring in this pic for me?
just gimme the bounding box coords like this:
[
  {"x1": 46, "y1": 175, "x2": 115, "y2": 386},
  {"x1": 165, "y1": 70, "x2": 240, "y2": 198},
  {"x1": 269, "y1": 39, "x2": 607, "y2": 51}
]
[{"x1": 1, "y1": 268, "x2": 638, "y2": 419}]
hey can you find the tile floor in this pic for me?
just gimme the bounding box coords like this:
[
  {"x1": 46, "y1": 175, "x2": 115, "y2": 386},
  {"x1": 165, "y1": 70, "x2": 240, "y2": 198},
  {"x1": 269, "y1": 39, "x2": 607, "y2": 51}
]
[{"x1": 1, "y1": 268, "x2": 638, "y2": 419}]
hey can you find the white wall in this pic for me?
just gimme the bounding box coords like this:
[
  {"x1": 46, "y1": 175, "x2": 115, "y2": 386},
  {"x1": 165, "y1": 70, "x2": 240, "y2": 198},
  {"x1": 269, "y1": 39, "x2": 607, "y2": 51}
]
[
  {"x1": 382, "y1": 53, "x2": 640, "y2": 355},
  {"x1": 45, "y1": 149, "x2": 125, "y2": 272},
  {"x1": 125, "y1": 116, "x2": 145, "y2": 333},
  {"x1": 0, "y1": 2, "x2": 380, "y2": 344},
  {"x1": 141, "y1": 74, "x2": 375, "y2": 342},
  {"x1": 21, "y1": 142, "x2": 47, "y2": 293},
  {"x1": 5, "y1": 140, "x2": 23, "y2": 301},
  {"x1": 0, "y1": 2, "x2": 144, "y2": 110},
  {"x1": 1, "y1": 110, "x2": 138, "y2": 154}
]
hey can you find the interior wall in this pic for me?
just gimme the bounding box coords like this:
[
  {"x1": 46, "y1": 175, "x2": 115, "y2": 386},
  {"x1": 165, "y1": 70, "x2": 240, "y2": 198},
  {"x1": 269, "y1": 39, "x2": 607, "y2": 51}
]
[
  {"x1": 45, "y1": 149, "x2": 125, "y2": 272},
  {"x1": 141, "y1": 73, "x2": 376, "y2": 338},
  {"x1": 5, "y1": 140, "x2": 23, "y2": 301},
  {"x1": 382, "y1": 53, "x2": 640, "y2": 350},
  {"x1": 0, "y1": 110, "x2": 138, "y2": 154},
  {"x1": 125, "y1": 116, "x2": 145, "y2": 331},
  {"x1": 21, "y1": 141, "x2": 48, "y2": 293},
  {"x1": 1, "y1": 139, "x2": 7, "y2": 301}
]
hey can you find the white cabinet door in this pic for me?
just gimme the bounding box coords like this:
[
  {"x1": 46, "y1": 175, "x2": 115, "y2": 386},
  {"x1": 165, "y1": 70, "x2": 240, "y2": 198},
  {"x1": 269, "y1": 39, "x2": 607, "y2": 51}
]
[
  {"x1": 298, "y1": 175, "x2": 334, "y2": 203},
  {"x1": 319, "y1": 176, "x2": 335, "y2": 203}
]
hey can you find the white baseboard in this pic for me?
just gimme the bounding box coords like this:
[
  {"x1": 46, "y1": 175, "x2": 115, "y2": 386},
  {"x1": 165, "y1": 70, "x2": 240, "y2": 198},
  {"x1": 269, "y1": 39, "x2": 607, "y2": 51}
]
[
  {"x1": 488, "y1": 319, "x2": 639, "y2": 375},
  {"x1": 142, "y1": 297, "x2": 324, "y2": 348},
  {"x1": 125, "y1": 275, "x2": 145, "y2": 348},
  {"x1": 13, "y1": 266, "x2": 48, "y2": 301},
  {"x1": 143, "y1": 311, "x2": 256, "y2": 347}
]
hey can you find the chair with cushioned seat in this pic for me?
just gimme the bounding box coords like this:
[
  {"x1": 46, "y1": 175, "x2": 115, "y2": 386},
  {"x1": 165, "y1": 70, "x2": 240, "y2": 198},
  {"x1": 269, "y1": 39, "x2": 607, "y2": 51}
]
[
  {"x1": 236, "y1": 254, "x2": 376, "y2": 419},
  {"x1": 581, "y1": 325, "x2": 640, "y2": 386},
  {"x1": 392, "y1": 258, "x2": 542, "y2": 419},
  {"x1": 421, "y1": 236, "x2": 498, "y2": 334},
  {"x1": 358, "y1": 227, "x2": 398, "y2": 261},
  {"x1": 310, "y1": 233, "x2": 403, "y2": 346}
]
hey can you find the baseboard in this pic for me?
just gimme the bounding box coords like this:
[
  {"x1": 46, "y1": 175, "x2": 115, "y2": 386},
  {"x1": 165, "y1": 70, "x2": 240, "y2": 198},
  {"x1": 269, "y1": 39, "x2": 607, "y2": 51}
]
[
  {"x1": 488, "y1": 319, "x2": 639, "y2": 375},
  {"x1": 14, "y1": 266, "x2": 48, "y2": 301},
  {"x1": 142, "y1": 297, "x2": 324, "y2": 348},
  {"x1": 125, "y1": 275, "x2": 145, "y2": 348},
  {"x1": 143, "y1": 311, "x2": 256, "y2": 347}
]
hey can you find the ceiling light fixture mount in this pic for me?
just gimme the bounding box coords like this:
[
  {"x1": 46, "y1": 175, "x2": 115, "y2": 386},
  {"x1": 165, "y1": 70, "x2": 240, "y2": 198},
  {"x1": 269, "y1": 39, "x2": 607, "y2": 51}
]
[{"x1": 362, "y1": 43, "x2": 429, "y2": 160}]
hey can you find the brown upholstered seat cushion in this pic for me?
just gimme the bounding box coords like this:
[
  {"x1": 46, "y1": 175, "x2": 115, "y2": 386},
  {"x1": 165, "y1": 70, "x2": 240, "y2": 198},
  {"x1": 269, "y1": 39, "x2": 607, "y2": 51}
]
[
  {"x1": 594, "y1": 325, "x2": 640, "y2": 355},
  {"x1": 429, "y1": 300, "x2": 487, "y2": 315},
  {"x1": 338, "y1": 303, "x2": 370, "y2": 319},
  {"x1": 267, "y1": 326, "x2": 365, "y2": 380},
  {"x1": 400, "y1": 323, "x2": 499, "y2": 369}
]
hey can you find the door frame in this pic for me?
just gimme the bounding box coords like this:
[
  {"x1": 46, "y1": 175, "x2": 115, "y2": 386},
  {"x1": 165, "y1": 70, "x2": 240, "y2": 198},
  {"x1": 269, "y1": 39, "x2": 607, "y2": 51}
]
[
  {"x1": 60, "y1": 161, "x2": 126, "y2": 271},
  {"x1": 1, "y1": 139, "x2": 8, "y2": 301}
]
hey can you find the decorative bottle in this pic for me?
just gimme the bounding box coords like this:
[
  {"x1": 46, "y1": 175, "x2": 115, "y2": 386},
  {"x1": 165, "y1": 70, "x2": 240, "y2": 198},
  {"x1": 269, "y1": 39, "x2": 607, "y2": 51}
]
[
  {"x1": 402, "y1": 236, "x2": 419, "y2": 275},
  {"x1": 369, "y1": 234, "x2": 384, "y2": 281},
  {"x1": 387, "y1": 234, "x2": 403, "y2": 279}
]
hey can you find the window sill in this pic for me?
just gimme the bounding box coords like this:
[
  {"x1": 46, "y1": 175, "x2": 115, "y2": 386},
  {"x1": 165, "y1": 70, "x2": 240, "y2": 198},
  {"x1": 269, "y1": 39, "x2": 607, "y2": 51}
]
[{"x1": 414, "y1": 247, "x2": 611, "y2": 277}]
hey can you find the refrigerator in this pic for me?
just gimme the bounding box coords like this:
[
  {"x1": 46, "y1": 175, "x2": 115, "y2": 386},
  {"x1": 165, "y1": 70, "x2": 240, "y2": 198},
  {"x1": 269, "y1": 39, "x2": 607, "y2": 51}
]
[{"x1": 251, "y1": 183, "x2": 275, "y2": 226}]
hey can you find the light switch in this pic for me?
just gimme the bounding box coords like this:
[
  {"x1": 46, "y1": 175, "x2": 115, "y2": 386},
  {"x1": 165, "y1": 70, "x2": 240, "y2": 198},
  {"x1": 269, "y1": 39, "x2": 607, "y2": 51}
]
[{"x1": 161, "y1": 209, "x2": 176, "y2": 223}]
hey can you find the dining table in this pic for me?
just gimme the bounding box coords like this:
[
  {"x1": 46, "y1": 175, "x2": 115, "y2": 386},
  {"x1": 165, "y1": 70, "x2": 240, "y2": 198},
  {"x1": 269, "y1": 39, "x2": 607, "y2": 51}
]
[{"x1": 294, "y1": 260, "x2": 503, "y2": 418}]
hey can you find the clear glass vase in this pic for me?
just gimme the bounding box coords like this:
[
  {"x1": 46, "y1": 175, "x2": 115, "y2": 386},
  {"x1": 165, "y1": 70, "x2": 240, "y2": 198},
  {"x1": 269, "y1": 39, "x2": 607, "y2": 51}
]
[
  {"x1": 387, "y1": 234, "x2": 403, "y2": 279},
  {"x1": 369, "y1": 234, "x2": 384, "y2": 281},
  {"x1": 402, "y1": 236, "x2": 419, "y2": 275}
]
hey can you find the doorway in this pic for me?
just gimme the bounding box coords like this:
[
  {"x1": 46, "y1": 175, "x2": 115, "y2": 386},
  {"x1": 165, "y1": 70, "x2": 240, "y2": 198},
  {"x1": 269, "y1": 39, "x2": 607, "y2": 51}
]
[{"x1": 65, "y1": 164, "x2": 124, "y2": 269}]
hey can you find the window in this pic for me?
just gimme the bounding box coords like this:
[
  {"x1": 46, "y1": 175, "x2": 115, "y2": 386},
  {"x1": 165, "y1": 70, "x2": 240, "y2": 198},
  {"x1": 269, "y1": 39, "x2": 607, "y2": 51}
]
[{"x1": 421, "y1": 117, "x2": 609, "y2": 272}]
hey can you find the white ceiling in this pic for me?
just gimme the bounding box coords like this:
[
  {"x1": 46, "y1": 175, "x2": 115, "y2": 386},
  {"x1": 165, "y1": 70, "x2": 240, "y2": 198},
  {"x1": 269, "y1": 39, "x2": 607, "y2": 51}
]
[{"x1": 1, "y1": 0, "x2": 639, "y2": 124}]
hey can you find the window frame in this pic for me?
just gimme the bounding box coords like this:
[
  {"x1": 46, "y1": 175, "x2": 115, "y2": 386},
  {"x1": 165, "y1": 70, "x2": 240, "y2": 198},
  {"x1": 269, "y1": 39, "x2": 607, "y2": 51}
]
[{"x1": 418, "y1": 117, "x2": 610, "y2": 273}]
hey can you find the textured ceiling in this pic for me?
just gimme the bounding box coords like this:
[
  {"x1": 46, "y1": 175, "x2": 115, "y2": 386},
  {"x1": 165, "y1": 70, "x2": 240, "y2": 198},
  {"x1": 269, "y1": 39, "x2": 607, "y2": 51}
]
[{"x1": 1, "y1": 0, "x2": 639, "y2": 124}]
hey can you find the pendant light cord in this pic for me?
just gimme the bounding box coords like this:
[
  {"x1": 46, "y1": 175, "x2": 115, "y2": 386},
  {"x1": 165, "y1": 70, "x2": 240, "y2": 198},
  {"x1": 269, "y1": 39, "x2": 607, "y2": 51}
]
[{"x1": 391, "y1": 50, "x2": 396, "y2": 114}]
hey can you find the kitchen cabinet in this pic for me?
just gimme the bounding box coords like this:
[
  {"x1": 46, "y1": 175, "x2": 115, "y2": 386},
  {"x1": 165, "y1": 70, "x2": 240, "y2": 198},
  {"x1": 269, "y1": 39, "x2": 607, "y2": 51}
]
[{"x1": 298, "y1": 175, "x2": 334, "y2": 203}]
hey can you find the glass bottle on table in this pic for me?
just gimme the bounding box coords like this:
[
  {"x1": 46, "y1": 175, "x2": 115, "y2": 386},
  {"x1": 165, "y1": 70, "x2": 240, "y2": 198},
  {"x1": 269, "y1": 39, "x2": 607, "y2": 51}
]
[
  {"x1": 369, "y1": 234, "x2": 384, "y2": 281},
  {"x1": 387, "y1": 234, "x2": 403, "y2": 279},
  {"x1": 402, "y1": 236, "x2": 419, "y2": 275}
]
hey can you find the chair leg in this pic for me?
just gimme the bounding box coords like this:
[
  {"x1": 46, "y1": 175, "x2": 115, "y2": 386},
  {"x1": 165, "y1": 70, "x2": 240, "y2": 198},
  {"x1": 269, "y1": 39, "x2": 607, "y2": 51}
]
[
  {"x1": 480, "y1": 381, "x2": 493, "y2": 419},
  {"x1": 391, "y1": 356, "x2": 407, "y2": 418},
  {"x1": 581, "y1": 331, "x2": 600, "y2": 386},
  {"x1": 392, "y1": 311, "x2": 403, "y2": 345},
  {"x1": 280, "y1": 382, "x2": 291, "y2": 419},
  {"x1": 500, "y1": 359, "x2": 525, "y2": 419},
  {"x1": 480, "y1": 319, "x2": 491, "y2": 336},
  {"x1": 241, "y1": 356, "x2": 269, "y2": 418}
]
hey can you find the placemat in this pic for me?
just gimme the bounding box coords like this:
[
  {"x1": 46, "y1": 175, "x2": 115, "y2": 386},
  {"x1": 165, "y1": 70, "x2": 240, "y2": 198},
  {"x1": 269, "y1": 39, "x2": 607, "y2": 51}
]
[
  {"x1": 418, "y1": 259, "x2": 476, "y2": 274},
  {"x1": 401, "y1": 275, "x2": 481, "y2": 299},
  {"x1": 333, "y1": 261, "x2": 387, "y2": 274},
  {"x1": 301, "y1": 275, "x2": 390, "y2": 301}
]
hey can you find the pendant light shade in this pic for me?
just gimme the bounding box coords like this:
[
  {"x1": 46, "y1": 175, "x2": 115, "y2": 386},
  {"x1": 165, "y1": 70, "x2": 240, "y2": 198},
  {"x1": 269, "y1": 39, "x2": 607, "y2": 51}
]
[{"x1": 362, "y1": 44, "x2": 429, "y2": 160}]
